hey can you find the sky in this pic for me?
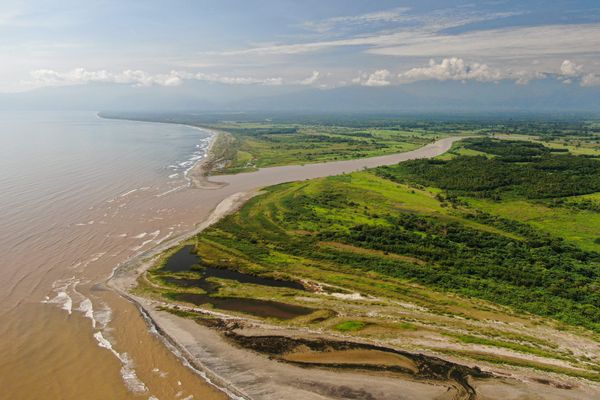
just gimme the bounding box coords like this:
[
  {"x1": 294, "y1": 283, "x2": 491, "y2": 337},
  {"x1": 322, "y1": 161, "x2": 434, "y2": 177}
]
[{"x1": 1, "y1": 0, "x2": 599, "y2": 110}]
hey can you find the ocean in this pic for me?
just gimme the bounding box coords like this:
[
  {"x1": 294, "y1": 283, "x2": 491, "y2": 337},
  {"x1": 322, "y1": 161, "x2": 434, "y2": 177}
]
[{"x1": 0, "y1": 111, "x2": 226, "y2": 400}]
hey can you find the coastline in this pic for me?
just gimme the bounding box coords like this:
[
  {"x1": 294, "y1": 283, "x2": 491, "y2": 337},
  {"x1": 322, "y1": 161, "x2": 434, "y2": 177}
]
[
  {"x1": 108, "y1": 190, "x2": 258, "y2": 399},
  {"x1": 107, "y1": 189, "x2": 483, "y2": 399},
  {"x1": 101, "y1": 131, "x2": 467, "y2": 398},
  {"x1": 185, "y1": 128, "x2": 231, "y2": 189},
  {"x1": 97, "y1": 113, "x2": 227, "y2": 189},
  {"x1": 104, "y1": 130, "x2": 600, "y2": 399}
]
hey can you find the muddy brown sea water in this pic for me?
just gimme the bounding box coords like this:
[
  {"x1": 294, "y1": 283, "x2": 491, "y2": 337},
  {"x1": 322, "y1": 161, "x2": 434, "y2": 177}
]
[
  {"x1": 0, "y1": 111, "x2": 461, "y2": 399},
  {"x1": 0, "y1": 112, "x2": 228, "y2": 400}
]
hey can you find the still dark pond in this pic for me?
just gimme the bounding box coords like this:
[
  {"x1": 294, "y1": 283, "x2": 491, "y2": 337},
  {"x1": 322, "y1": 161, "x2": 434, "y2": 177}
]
[{"x1": 162, "y1": 245, "x2": 313, "y2": 319}]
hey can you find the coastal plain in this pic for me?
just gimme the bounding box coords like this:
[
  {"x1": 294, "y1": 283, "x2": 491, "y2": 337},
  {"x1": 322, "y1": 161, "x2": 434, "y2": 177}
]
[{"x1": 108, "y1": 117, "x2": 600, "y2": 400}]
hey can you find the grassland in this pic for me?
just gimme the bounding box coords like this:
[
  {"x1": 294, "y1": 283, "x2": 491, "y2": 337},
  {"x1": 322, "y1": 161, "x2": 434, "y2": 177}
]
[
  {"x1": 142, "y1": 138, "x2": 600, "y2": 382},
  {"x1": 126, "y1": 116, "x2": 600, "y2": 384},
  {"x1": 205, "y1": 122, "x2": 464, "y2": 174}
]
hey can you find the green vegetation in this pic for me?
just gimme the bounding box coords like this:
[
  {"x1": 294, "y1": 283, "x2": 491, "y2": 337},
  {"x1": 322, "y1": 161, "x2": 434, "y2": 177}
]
[
  {"x1": 438, "y1": 349, "x2": 600, "y2": 383},
  {"x1": 445, "y1": 333, "x2": 572, "y2": 361},
  {"x1": 177, "y1": 153, "x2": 599, "y2": 329},
  {"x1": 381, "y1": 138, "x2": 600, "y2": 199},
  {"x1": 207, "y1": 123, "x2": 456, "y2": 173},
  {"x1": 334, "y1": 320, "x2": 367, "y2": 332},
  {"x1": 142, "y1": 129, "x2": 600, "y2": 380},
  {"x1": 102, "y1": 112, "x2": 600, "y2": 174}
]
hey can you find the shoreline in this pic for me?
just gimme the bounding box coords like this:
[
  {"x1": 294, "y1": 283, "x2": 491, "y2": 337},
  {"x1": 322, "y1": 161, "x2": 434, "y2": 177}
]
[
  {"x1": 97, "y1": 113, "x2": 227, "y2": 189},
  {"x1": 104, "y1": 129, "x2": 600, "y2": 399},
  {"x1": 101, "y1": 130, "x2": 469, "y2": 398},
  {"x1": 108, "y1": 190, "x2": 259, "y2": 400}
]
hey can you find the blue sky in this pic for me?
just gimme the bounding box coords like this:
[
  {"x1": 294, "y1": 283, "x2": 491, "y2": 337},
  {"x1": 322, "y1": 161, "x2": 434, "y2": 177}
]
[{"x1": 1, "y1": 0, "x2": 599, "y2": 93}]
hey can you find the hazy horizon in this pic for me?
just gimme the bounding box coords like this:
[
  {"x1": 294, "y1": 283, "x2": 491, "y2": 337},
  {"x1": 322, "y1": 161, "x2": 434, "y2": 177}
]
[{"x1": 1, "y1": 1, "x2": 599, "y2": 112}]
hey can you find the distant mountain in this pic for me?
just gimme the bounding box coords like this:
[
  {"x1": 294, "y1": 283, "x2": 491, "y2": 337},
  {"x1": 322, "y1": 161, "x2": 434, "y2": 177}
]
[{"x1": 1, "y1": 79, "x2": 598, "y2": 113}]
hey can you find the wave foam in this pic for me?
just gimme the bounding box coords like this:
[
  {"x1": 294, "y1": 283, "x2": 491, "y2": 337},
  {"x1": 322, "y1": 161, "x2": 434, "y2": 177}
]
[
  {"x1": 78, "y1": 298, "x2": 95, "y2": 328},
  {"x1": 41, "y1": 277, "x2": 79, "y2": 315},
  {"x1": 93, "y1": 332, "x2": 148, "y2": 394}
]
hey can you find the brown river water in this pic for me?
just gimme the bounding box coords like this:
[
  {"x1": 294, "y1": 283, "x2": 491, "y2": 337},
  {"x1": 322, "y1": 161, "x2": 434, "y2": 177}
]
[{"x1": 0, "y1": 111, "x2": 458, "y2": 400}]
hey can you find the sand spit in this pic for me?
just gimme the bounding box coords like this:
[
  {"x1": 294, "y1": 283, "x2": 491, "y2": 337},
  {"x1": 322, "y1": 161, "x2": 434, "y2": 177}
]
[
  {"x1": 107, "y1": 134, "x2": 600, "y2": 399},
  {"x1": 187, "y1": 129, "x2": 232, "y2": 189}
]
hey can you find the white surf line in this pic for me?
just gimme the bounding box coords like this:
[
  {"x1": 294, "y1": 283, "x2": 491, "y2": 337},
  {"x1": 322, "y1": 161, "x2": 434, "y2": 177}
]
[
  {"x1": 119, "y1": 188, "x2": 139, "y2": 197},
  {"x1": 106, "y1": 192, "x2": 259, "y2": 400},
  {"x1": 131, "y1": 230, "x2": 161, "y2": 251},
  {"x1": 182, "y1": 137, "x2": 212, "y2": 184},
  {"x1": 93, "y1": 331, "x2": 149, "y2": 394},
  {"x1": 80, "y1": 252, "x2": 107, "y2": 269},
  {"x1": 41, "y1": 277, "x2": 79, "y2": 315},
  {"x1": 155, "y1": 184, "x2": 187, "y2": 198},
  {"x1": 155, "y1": 231, "x2": 174, "y2": 245},
  {"x1": 77, "y1": 298, "x2": 96, "y2": 328}
]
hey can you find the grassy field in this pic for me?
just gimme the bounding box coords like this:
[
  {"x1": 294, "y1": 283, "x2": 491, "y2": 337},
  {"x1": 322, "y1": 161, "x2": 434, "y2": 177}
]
[
  {"x1": 429, "y1": 138, "x2": 600, "y2": 252},
  {"x1": 139, "y1": 133, "x2": 600, "y2": 382},
  {"x1": 206, "y1": 122, "x2": 600, "y2": 174},
  {"x1": 207, "y1": 122, "x2": 464, "y2": 174},
  {"x1": 142, "y1": 168, "x2": 600, "y2": 380}
]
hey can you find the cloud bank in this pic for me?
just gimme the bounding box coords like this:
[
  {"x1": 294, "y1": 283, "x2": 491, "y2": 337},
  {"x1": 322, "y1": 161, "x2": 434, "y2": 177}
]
[
  {"x1": 398, "y1": 58, "x2": 502, "y2": 83},
  {"x1": 28, "y1": 58, "x2": 600, "y2": 91},
  {"x1": 28, "y1": 68, "x2": 283, "y2": 88}
]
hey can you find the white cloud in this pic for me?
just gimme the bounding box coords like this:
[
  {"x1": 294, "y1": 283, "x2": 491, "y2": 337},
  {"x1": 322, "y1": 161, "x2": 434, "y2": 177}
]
[
  {"x1": 365, "y1": 69, "x2": 391, "y2": 86},
  {"x1": 28, "y1": 68, "x2": 283, "y2": 88},
  {"x1": 352, "y1": 69, "x2": 391, "y2": 87},
  {"x1": 557, "y1": 59, "x2": 600, "y2": 86},
  {"x1": 191, "y1": 72, "x2": 282, "y2": 85},
  {"x1": 220, "y1": 21, "x2": 600, "y2": 68},
  {"x1": 299, "y1": 71, "x2": 320, "y2": 85},
  {"x1": 369, "y1": 24, "x2": 600, "y2": 60},
  {"x1": 302, "y1": 8, "x2": 411, "y2": 33},
  {"x1": 581, "y1": 73, "x2": 600, "y2": 87},
  {"x1": 301, "y1": 7, "x2": 522, "y2": 37},
  {"x1": 30, "y1": 68, "x2": 183, "y2": 87},
  {"x1": 514, "y1": 71, "x2": 547, "y2": 85},
  {"x1": 398, "y1": 58, "x2": 502, "y2": 83},
  {"x1": 560, "y1": 60, "x2": 583, "y2": 77}
]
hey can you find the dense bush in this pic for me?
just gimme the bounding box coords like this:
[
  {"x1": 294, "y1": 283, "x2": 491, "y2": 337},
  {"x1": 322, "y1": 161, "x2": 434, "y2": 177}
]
[{"x1": 378, "y1": 139, "x2": 600, "y2": 199}]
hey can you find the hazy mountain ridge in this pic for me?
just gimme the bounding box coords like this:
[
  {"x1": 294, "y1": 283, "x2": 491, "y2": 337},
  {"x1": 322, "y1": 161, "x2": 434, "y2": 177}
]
[{"x1": 2, "y1": 79, "x2": 599, "y2": 113}]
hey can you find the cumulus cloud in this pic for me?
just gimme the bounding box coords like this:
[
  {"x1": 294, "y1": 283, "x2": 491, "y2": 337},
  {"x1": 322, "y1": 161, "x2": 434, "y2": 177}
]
[
  {"x1": 514, "y1": 71, "x2": 547, "y2": 85},
  {"x1": 581, "y1": 73, "x2": 600, "y2": 87},
  {"x1": 30, "y1": 68, "x2": 184, "y2": 87},
  {"x1": 352, "y1": 70, "x2": 391, "y2": 87},
  {"x1": 29, "y1": 68, "x2": 282, "y2": 88},
  {"x1": 557, "y1": 59, "x2": 600, "y2": 86},
  {"x1": 398, "y1": 58, "x2": 502, "y2": 83},
  {"x1": 299, "y1": 71, "x2": 320, "y2": 85},
  {"x1": 560, "y1": 60, "x2": 583, "y2": 77}
]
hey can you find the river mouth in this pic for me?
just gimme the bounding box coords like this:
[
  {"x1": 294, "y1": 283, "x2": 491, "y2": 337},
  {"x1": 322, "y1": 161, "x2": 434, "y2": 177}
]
[{"x1": 154, "y1": 244, "x2": 313, "y2": 319}]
